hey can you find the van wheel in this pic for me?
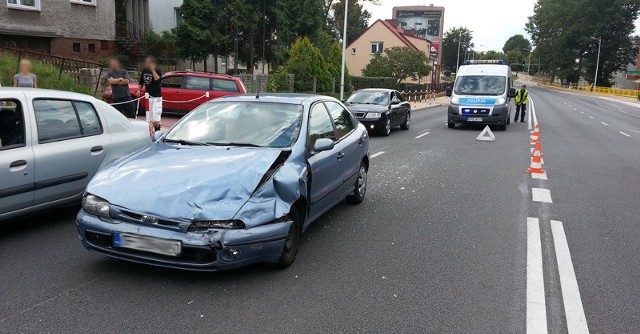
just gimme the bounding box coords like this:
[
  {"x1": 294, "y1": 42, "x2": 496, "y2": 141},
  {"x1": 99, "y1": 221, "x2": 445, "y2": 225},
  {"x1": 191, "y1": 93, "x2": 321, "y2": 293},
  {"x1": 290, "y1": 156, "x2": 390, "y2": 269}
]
[{"x1": 447, "y1": 122, "x2": 455, "y2": 129}]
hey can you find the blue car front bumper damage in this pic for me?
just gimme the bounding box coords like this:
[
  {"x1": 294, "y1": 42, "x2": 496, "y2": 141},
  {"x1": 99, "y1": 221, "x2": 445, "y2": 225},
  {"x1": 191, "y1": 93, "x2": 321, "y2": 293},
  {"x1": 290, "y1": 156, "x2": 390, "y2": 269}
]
[{"x1": 76, "y1": 210, "x2": 292, "y2": 271}]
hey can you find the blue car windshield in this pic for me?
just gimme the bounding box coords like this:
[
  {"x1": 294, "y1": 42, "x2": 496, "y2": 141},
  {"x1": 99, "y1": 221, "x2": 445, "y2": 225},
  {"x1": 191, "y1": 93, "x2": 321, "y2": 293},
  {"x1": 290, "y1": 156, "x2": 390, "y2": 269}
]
[
  {"x1": 165, "y1": 101, "x2": 303, "y2": 148},
  {"x1": 453, "y1": 76, "x2": 506, "y2": 96},
  {"x1": 347, "y1": 91, "x2": 389, "y2": 105}
]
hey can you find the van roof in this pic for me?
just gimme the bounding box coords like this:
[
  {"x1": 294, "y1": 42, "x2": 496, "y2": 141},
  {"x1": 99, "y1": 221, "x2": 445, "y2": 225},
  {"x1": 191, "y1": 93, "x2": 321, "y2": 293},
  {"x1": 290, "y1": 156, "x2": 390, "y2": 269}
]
[{"x1": 457, "y1": 64, "x2": 511, "y2": 77}]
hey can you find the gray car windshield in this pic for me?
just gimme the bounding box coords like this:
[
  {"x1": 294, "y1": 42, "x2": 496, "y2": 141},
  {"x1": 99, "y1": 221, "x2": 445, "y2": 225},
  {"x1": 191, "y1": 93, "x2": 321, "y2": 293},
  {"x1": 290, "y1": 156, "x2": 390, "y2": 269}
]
[
  {"x1": 164, "y1": 101, "x2": 303, "y2": 148},
  {"x1": 347, "y1": 91, "x2": 389, "y2": 105},
  {"x1": 454, "y1": 76, "x2": 506, "y2": 96}
]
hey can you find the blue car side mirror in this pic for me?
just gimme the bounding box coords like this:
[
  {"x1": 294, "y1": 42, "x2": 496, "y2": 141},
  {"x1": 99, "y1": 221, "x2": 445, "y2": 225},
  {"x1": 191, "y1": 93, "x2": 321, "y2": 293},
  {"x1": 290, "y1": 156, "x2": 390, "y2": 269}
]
[
  {"x1": 152, "y1": 131, "x2": 164, "y2": 142},
  {"x1": 313, "y1": 138, "x2": 334, "y2": 152}
]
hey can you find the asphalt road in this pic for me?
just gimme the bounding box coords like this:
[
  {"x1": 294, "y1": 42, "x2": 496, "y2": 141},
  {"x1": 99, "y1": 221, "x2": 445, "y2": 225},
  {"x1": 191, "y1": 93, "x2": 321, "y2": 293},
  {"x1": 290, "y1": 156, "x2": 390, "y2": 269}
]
[{"x1": 1, "y1": 87, "x2": 638, "y2": 333}]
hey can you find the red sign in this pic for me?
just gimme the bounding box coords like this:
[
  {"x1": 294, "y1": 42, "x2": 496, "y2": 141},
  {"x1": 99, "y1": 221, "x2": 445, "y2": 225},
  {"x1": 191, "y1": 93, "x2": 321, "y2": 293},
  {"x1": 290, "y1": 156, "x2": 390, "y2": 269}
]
[{"x1": 430, "y1": 44, "x2": 440, "y2": 59}]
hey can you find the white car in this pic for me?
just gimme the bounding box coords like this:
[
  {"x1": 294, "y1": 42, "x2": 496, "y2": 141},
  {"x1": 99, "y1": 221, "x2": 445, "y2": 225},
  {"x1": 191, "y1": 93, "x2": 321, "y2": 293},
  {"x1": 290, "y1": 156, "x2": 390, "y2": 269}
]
[{"x1": 0, "y1": 88, "x2": 151, "y2": 221}]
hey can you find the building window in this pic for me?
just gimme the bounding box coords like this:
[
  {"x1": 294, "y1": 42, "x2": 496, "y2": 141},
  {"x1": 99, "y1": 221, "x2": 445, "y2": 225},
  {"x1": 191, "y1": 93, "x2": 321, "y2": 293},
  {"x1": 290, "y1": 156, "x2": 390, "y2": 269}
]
[
  {"x1": 7, "y1": 0, "x2": 41, "y2": 11},
  {"x1": 88, "y1": 43, "x2": 96, "y2": 53},
  {"x1": 100, "y1": 41, "x2": 109, "y2": 51},
  {"x1": 175, "y1": 7, "x2": 183, "y2": 26},
  {"x1": 70, "y1": 0, "x2": 96, "y2": 6},
  {"x1": 371, "y1": 42, "x2": 384, "y2": 54},
  {"x1": 351, "y1": 48, "x2": 356, "y2": 55},
  {"x1": 73, "y1": 43, "x2": 81, "y2": 53}
]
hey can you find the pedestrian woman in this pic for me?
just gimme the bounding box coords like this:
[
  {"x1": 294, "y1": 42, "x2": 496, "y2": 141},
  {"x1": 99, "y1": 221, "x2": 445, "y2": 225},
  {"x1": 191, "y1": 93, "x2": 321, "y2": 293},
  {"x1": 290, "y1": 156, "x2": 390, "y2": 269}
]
[{"x1": 14, "y1": 59, "x2": 37, "y2": 88}]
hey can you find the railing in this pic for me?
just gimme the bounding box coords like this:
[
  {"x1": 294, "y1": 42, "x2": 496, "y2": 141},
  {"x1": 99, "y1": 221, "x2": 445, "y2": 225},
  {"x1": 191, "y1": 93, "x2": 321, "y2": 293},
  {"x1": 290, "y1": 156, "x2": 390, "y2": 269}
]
[
  {"x1": 535, "y1": 80, "x2": 640, "y2": 99},
  {"x1": 0, "y1": 45, "x2": 105, "y2": 95}
]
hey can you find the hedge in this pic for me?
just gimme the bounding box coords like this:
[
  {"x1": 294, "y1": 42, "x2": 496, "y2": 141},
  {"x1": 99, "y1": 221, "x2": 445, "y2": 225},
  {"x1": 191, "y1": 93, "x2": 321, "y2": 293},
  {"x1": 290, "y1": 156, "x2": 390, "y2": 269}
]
[{"x1": 350, "y1": 76, "x2": 428, "y2": 92}]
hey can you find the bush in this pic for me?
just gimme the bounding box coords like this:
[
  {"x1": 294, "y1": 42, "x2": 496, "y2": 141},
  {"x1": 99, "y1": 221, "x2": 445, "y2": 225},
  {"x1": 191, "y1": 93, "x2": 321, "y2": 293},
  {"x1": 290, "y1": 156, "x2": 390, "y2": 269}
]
[
  {"x1": 284, "y1": 37, "x2": 332, "y2": 92},
  {"x1": 267, "y1": 68, "x2": 290, "y2": 92},
  {"x1": 349, "y1": 76, "x2": 397, "y2": 90},
  {"x1": 0, "y1": 54, "x2": 91, "y2": 94}
]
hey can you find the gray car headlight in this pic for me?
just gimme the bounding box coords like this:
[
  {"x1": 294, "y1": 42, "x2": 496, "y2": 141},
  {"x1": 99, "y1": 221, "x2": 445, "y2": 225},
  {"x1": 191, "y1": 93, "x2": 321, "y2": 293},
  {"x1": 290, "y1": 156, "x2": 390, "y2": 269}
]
[
  {"x1": 188, "y1": 220, "x2": 246, "y2": 232},
  {"x1": 82, "y1": 194, "x2": 111, "y2": 218},
  {"x1": 364, "y1": 113, "x2": 381, "y2": 119}
]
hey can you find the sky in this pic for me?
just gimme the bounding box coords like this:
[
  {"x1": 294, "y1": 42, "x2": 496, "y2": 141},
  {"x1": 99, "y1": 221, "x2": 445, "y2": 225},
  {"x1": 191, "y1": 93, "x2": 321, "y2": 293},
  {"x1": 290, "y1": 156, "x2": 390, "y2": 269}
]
[{"x1": 364, "y1": 0, "x2": 640, "y2": 52}]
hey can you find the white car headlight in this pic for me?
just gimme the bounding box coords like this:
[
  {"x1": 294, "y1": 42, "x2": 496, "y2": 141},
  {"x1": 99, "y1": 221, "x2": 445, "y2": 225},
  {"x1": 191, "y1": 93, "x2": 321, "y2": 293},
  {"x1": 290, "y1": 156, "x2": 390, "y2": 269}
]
[
  {"x1": 364, "y1": 113, "x2": 381, "y2": 119},
  {"x1": 82, "y1": 194, "x2": 111, "y2": 218},
  {"x1": 495, "y1": 97, "x2": 506, "y2": 105},
  {"x1": 451, "y1": 96, "x2": 460, "y2": 104}
]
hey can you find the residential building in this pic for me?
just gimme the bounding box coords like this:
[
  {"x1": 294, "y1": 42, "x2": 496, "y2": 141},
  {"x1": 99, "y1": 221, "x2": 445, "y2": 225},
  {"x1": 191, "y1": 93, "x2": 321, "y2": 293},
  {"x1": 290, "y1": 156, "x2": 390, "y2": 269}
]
[
  {"x1": 346, "y1": 19, "x2": 432, "y2": 83},
  {"x1": 125, "y1": 0, "x2": 183, "y2": 36},
  {"x1": 392, "y1": 5, "x2": 445, "y2": 65},
  {"x1": 0, "y1": 0, "x2": 118, "y2": 59}
]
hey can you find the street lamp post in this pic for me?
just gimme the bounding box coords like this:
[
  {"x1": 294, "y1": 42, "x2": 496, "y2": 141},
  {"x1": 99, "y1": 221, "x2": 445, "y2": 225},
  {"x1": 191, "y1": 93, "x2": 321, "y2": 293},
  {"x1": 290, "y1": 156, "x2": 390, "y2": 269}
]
[
  {"x1": 593, "y1": 37, "x2": 602, "y2": 89},
  {"x1": 339, "y1": 0, "x2": 349, "y2": 100}
]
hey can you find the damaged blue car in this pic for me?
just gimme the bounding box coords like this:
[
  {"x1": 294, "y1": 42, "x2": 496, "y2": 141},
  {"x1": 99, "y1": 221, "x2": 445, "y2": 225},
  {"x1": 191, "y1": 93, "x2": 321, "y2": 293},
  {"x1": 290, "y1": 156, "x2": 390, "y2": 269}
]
[{"x1": 76, "y1": 94, "x2": 370, "y2": 271}]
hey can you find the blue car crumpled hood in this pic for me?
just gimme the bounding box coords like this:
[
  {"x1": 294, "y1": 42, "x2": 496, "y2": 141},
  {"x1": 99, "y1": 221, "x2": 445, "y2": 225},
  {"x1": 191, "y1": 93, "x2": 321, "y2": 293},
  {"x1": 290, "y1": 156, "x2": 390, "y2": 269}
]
[{"x1": 87, "y1": 143, "x2": 303, "y2": 227}]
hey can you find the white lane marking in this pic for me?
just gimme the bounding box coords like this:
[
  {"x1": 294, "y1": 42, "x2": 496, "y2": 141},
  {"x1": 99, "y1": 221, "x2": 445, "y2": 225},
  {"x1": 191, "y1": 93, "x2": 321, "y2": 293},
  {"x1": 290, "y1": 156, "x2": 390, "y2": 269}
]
[
  {"x1": 532, "y1": 188, "x2": 553, "y2": 203},
  {"x1": 370, "y1": 151, "x2": 386, "y2": 159},
  {"x1": 619, "y1": 131, "x2": 631, "y2": 137},
  {"x1": 414, "y1": 131, "x2": 431, "y2": 139},
  {"x1": 579, "y1": 111, "x2": 584, "y2": 114},
  {"x1": 532, "y1": 97, "x2": 539, "y2": 128},
  {"x1": 531, "y1": 172, "x2": 548, "y2": 180},
  {"x1": 551, "y1": 220, "x2": 590, "y2": 334},
  {"x1": 527, "y1": 218, "x2": 548, "y2": 334},
  {"x1": 588, "y1": 116, "x2": 594, "y2": 119},
  {"x1": 600, "y1": 122, "x2": 609, "y2": 126}
]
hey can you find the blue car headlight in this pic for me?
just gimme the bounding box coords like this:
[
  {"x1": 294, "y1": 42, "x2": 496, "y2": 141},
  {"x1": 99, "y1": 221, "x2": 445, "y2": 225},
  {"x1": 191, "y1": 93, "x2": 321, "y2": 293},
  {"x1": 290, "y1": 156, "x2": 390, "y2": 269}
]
[
  {"x1": 188, "y1": 220, "x2": 246, "y2": 232},
  {"x1": 82, "y1": 194, "x2": 111, "y2": 218},
  {"x1": 364, "y1": 113, "x2": 381, "y2": 119}
]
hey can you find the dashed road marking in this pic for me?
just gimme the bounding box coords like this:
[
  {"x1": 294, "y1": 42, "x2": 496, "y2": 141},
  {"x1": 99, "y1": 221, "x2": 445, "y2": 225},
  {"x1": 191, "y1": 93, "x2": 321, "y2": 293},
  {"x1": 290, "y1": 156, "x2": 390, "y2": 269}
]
[
  {"x1": 532, "y1": 188, "x2": 553, "y2": 203},
  {"x1": 600, "y1": 122, "x2": 609, "y2": 126},
  {"x1": 588, "y1": 116, "x2": 594, "y2": 119},
  {"x1": 414, "y1": 131, "x2": 431, "y2": 139},
  {"x1": 620, "y1": 131, "x2": 631, "y2": 137},
  {"x1": 579, "y1": 111, "x2": 584, "y2": 114},
  {"x1": 527, "y1": 217, "x2": 548, "y2": 334},
  {"x1": 551, "y1": 220, "x2": 590, "y2": 333},
  {"x1": 370, "y1": 151, "x2": 386, "y2": 159}
]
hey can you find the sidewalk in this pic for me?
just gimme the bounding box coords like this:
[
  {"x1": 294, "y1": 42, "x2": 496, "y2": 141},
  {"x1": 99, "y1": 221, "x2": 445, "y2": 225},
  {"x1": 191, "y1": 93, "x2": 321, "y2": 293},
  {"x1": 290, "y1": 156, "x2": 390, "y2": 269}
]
[
  {"x1": 529, "y1": 81, "x2": 640, "y2": 105},
  {"x1": 412, "y1": 95, "x2": 449, "y2": 110}
]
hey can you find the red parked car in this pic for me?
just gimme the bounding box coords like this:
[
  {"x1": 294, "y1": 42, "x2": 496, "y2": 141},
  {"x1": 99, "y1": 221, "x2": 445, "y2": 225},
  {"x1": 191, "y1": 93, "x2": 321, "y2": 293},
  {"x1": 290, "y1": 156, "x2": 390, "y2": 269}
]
[{"x1": 102, "y1": 71, "x2": 247, "y2": 114}]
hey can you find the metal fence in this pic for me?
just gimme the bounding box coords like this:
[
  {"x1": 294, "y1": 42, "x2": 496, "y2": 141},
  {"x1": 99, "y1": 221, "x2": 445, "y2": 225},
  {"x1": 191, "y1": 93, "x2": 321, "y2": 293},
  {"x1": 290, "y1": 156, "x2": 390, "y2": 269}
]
[{"x1": 0, "y1": 45, "x2": 105, "y2": 95}]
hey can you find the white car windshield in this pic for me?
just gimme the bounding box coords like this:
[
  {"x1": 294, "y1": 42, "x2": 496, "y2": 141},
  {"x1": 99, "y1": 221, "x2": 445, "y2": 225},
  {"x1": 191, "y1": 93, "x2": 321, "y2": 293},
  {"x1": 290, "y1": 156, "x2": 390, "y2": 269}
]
[
  {"x1": 164, "y1": 101, "x2": 303, "y2": 148},
  {"x1": 454, "y1": 76, "x2": 506, "y2": 96}
]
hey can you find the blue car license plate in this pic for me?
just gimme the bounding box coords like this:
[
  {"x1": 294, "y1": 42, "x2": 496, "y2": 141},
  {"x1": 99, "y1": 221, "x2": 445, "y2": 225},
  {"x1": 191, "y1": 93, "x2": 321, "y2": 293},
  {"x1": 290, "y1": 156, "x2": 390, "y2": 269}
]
[{"x1": 113, "y1": 232, "x2": 181, "y2": 256}]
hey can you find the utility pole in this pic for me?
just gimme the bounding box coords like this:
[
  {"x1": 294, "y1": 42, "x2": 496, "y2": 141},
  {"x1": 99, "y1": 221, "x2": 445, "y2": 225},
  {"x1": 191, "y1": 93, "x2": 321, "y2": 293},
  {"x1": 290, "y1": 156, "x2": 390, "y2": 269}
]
[
  {"x1": 339, "y1": 0, "x2": 349, "y2": 100},
  {"x1": 455, "y1": 37, "x2": 461, "y2": 71},
  {"x1": 593, "y1": 37, "x2": 602, "y2": 89},
  {"x1": 527, "y1": 51, "x2": 532, "y2": 83}
]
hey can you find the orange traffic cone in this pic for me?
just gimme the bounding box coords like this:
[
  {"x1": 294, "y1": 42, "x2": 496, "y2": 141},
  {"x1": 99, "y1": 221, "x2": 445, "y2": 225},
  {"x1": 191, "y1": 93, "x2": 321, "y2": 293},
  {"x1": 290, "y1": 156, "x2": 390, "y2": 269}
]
[
  {"x1": 528, "y1": 155, "x2": 545, "y2": 174},
  {"x1": 532, "y1": 142, "x2": 543, "y2": 157}
]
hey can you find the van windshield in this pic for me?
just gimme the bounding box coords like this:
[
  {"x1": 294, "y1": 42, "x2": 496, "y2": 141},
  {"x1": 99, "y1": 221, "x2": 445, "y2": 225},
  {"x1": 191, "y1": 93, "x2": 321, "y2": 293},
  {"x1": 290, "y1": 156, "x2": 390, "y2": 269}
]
[{"x1": 453, "y1": 76, "x2": 507, "y2": 96}]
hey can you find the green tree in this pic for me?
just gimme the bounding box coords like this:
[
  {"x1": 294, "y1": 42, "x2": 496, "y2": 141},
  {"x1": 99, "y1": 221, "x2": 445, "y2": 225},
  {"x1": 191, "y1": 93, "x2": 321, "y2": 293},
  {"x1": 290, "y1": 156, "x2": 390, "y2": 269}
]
[
  {"x1": 503, "y1": 34, "x2": 532, "y2": 56},
  {"x1": 284, "y1": 37, "x2": 332, "y2": 92},
  {"x1": 331, "y1": 0, "x2": 371, "y2": 44},
  {"x1": 477, "y1": 50, "x2": 505, "y2": 60},
  {"x1": 526, "y1": 0, "x2": 640, "y2": 86},
  {"x1": 362, "y1": 46, "x2": 432, "y2": 83},
  {"x1": 175, "y1": 0, "x2": 214, "y2": 68},
  {"x1": 326, "y1": 43, "x2": 349, "y2": 92},
  {"x1": 274, "y1": 0, "x2": 325, "y2": 66},
  {"x1": 442, "y1": 27, "x2": 474, "y2": 72},
  {"x1": 505, "y1": 50, "x2": 526, "y2": 72}
]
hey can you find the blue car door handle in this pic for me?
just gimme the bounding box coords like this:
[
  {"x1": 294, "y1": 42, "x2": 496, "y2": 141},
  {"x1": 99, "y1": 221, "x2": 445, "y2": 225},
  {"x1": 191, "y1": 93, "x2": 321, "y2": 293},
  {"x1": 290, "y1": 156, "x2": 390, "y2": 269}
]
[{"x1": 336, "y1": 152, "x2": 345, "y2": 160}]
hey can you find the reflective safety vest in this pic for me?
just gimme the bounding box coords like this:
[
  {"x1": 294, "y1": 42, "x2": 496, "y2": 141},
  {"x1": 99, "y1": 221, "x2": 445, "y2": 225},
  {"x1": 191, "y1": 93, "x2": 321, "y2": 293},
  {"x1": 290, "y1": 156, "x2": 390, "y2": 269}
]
[{"x1": 516, "y1": 89, "x2": 529, "y2": 104}]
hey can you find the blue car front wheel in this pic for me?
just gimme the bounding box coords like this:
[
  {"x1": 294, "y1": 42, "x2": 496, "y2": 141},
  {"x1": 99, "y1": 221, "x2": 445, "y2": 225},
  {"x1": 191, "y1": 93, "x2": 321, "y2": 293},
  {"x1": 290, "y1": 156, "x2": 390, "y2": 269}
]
[{"x1": 273, "y1": 206, "x2": 302, "y2": 269}]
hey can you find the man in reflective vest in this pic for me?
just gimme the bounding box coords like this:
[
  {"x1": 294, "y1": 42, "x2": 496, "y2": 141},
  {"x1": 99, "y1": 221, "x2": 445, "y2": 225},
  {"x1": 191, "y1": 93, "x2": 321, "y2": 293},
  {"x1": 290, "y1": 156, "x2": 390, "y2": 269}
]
[{"x1": 514, "y1": 84, "x2": 529, "y2": 123}]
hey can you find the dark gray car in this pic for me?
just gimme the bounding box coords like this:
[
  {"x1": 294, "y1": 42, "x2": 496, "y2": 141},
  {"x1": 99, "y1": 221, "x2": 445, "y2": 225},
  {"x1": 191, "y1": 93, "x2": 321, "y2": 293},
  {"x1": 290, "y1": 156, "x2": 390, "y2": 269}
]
[{"x1": 346, "y1": 89, "x2": 411, "y2": 136}]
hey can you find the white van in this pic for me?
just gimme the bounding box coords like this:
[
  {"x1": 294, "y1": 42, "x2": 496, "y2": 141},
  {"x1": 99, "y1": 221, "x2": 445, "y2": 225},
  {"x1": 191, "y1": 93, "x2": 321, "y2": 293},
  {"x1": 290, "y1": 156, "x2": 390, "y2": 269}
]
[{"x1": 446, "y1": 60, "x2": 516, "y2": 131}]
